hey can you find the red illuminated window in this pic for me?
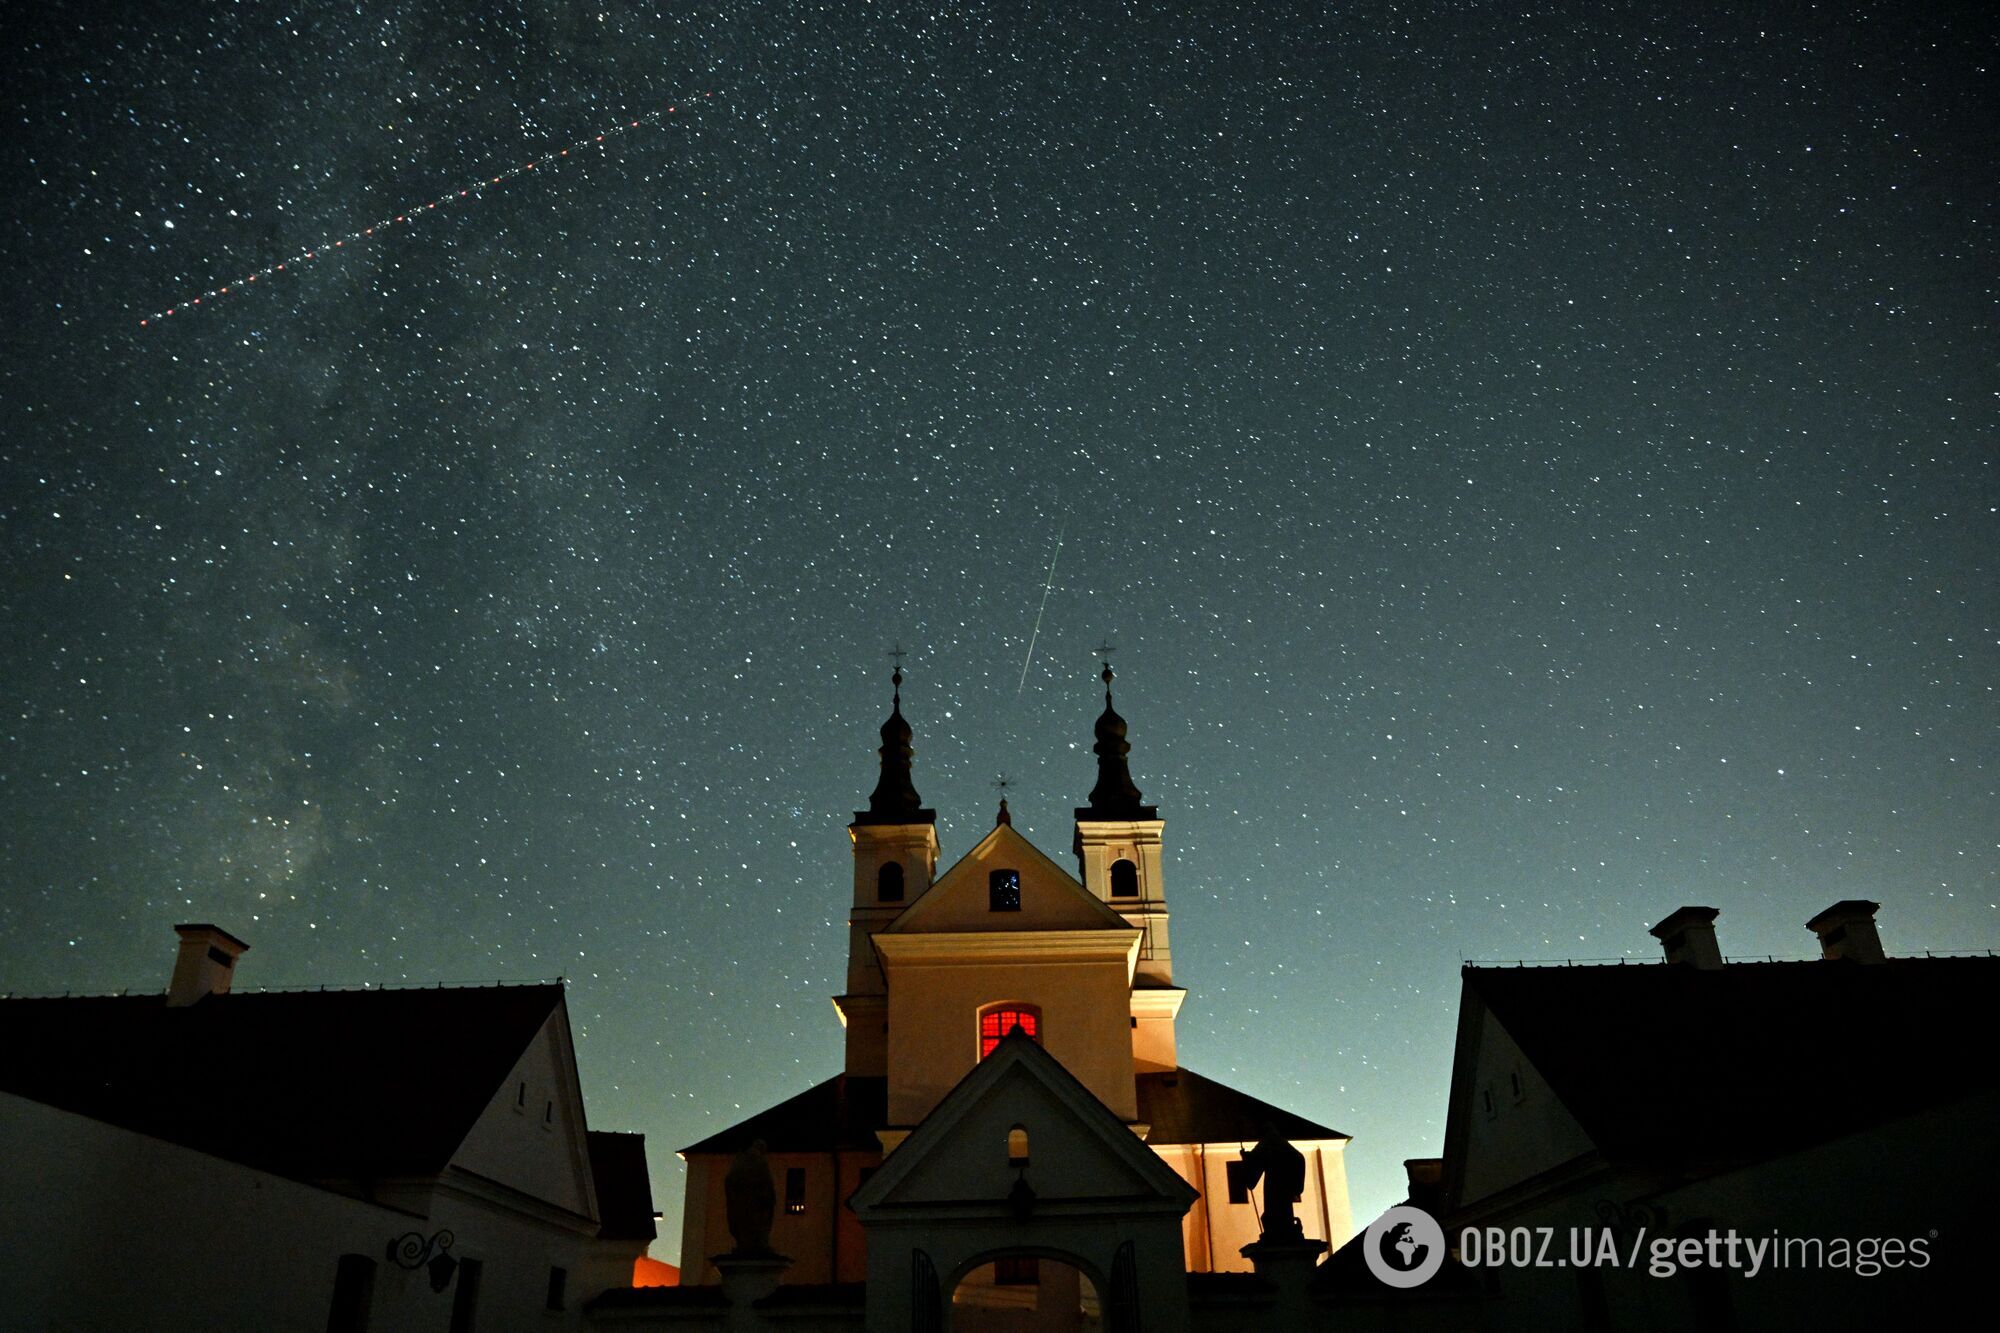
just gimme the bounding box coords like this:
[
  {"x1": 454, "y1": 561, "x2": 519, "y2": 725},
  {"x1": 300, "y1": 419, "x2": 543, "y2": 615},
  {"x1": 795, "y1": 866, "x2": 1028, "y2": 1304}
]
[{"x1": 979, "y1": 1005, "x2": 1040, "y2": 1058}]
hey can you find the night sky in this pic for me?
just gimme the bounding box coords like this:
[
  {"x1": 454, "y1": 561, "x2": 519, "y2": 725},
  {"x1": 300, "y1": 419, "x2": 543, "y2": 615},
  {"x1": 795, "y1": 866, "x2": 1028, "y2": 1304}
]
[{"x1": 3, "y1": 2, "x2": 1993, "y2": 1254}]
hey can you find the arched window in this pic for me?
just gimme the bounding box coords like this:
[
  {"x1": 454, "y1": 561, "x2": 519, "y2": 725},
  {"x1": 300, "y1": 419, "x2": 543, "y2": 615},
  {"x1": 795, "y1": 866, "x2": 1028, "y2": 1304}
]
[
  {"x1": 978, "y1": 1003, "x2": 1040, "y2": 1058},
  {"x1": 1109, "y1": 858, "x2": 1139, "y2": 898},
  {"x1": 988, "y1": 869, "x2": 1022, "y2": 911},
  {"x1": 877, "y1": 861, "x2": 905, "y2": 903},
  {"x1": 1007, "y1": 1124, "x2": 1030, "y2": 1168}
]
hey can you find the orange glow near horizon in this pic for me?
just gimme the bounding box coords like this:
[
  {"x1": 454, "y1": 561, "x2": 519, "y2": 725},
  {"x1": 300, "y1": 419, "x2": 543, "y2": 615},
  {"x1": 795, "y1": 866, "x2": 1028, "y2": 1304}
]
[{"x1": 633, "y1": 1256, "x2": 680, "y2": 1288}]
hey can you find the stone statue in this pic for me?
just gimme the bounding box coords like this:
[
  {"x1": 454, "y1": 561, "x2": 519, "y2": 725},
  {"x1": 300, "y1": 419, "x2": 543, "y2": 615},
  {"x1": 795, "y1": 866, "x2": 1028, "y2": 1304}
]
[
  {"x1": 723, "y1": 1139, "x2": 777, "y2": 1256},
  {"x1": 1240, "y1": 1136, "x2": 1307, "y2": 1240}
]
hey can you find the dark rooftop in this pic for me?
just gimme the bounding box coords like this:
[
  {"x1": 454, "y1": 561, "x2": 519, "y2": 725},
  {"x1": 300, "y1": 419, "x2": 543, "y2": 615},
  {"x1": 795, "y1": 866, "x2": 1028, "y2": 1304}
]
[
  {"x1": 1466, "y1": 954, "x2": 2000, "y2": 1168},
  {"x1": 680, "y1": 1074, "x2": 888, "y2": 1155},
  {"x1": 680, "y1": 1065, "x2": 1345, "y2": 1156},
  {"x1": 1139, "y1": 1067, "x2": 1347, "y2": 1145},
  {"x1": 0, "y1": 983, "x2": 564, "y2": 1185},
  {"x1": 587, "y1": 1130, "x2": 658, "y2": 1242}
]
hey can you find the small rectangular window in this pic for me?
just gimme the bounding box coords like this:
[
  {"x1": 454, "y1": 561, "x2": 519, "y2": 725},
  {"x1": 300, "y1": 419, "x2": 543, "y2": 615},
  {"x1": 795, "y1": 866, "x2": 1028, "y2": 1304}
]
[
  {"x1": 989, "y1": 869, "x2": 1022, "y2": 912},
  {"x1": 545, "y1": 1266, "x2": 567, "y2": 1312},
  {"x1": 515, "y1": 1082, "x2": 525, "y2": 1111},
  {"x1": 785, "y1": 1166, "x2": 807, "y2": 1214},
  {"x1": 543, "y1": 1100, "x2": 554, "y2": 1129},
  {"x1": 1226, "y1": 1158, "x2": 1256, "y2": 1205},
  {"x1": 206, "y1": 945, "x2": 236, "y2": 968}
]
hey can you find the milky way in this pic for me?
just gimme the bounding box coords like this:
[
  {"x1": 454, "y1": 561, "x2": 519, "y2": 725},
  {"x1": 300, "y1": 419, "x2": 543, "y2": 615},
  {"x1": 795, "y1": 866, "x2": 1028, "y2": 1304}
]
[{"x1": 3, "y1": 2, "x2": 1992, "y2": 1248}]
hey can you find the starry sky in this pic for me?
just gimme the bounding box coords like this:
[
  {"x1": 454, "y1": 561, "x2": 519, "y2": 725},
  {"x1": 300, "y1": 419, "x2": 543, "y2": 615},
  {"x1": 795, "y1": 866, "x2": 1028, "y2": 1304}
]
[{"x1": 2, "y1": 2, "x2": 1993, "y2": 1255}]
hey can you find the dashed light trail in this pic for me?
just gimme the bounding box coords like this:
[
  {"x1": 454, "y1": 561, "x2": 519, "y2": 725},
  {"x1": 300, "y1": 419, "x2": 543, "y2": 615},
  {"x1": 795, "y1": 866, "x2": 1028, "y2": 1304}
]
[{"x1": 140, "y1": 94, "x2": 712, "y2": 327}]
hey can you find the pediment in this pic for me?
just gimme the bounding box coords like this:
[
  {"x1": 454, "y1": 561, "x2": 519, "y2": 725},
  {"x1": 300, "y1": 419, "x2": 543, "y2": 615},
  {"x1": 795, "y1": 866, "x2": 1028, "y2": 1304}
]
[
  {"x1": 885, "y1": 822, "x2": 1129, "y2": 934},
  {"x1": 852, "y1": 1033, "x2": 1196, "y2": 1215}
]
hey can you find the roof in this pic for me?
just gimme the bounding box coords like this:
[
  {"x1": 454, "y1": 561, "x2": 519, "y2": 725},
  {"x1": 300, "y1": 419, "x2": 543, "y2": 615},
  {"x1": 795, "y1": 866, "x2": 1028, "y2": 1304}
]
[
  {"x1": 679, "y1": 1075, "x2": 886, "y2": 1155},
  {"x1": 850, "y1": 1030, "x2": 1197, "y2": 1215},
  {"x1": 0, "y1": 984, "x2": 564, "y2": 1184},
  {"x1": 1138, "y1": 1067, "x2": 1348, "y2": 1144},
  {"x1": 682, "y1": 1067, "x2": 1345, "y2": 1155},
  {"x1": 1464, "y1": 956, "x2": 2000, "y2": 1168},
  {"x1": 586, "y1": 1130, "x2": 657, "y2": 1241}
]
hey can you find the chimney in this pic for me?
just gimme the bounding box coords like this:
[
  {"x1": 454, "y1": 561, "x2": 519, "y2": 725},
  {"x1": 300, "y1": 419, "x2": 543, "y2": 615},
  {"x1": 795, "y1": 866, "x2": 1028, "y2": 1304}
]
[
  {"x1": 1649, "y1": 906, "x2": 1724, "y2": 969},
  {"x1": 1806, "y1": 900, "x2": 1885, "y2": 964},
  {"x1": 167, "y1": 923, "x2": 250, "y2": 1006},
  {"x1": 1403, "y1": 1158, "x2": 1444, "y2": 1215}
]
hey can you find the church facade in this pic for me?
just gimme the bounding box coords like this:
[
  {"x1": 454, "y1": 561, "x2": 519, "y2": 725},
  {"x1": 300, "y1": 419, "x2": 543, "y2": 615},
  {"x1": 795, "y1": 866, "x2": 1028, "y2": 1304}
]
[{"x1": 674, "y1": 666, "x2": 1353, "y2": 1313}]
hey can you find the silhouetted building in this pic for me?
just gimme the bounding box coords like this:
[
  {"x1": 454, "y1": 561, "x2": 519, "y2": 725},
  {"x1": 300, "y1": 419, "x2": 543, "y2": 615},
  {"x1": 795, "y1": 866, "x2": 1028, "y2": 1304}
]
[
  {"x1": 0, "y1": 925, "x2": 655, "y2": 1330},
  {"x1": 1310, "y1": 901, "x2": 1992, "y2": 1331}
]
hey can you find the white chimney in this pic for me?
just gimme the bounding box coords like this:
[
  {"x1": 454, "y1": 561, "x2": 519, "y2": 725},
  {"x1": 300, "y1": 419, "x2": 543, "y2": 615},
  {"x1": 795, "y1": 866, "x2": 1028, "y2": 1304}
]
[
  {"x1": 1807, "y1": 900, "x2": 1885, "y2": 964},
  {"x1": 1649, "y1": 906, "x2": 1723, "y2": 969},
  {"x1": 167, "y1": 923, "x2": 250, "y2": 1006}
]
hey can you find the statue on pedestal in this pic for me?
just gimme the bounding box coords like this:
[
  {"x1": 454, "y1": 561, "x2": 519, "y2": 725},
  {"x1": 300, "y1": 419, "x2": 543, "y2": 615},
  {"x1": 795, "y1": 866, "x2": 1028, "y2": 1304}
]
[
  {"x1": 1240, "y1": 1136, "x2": 1306, "y2": 1241},
  {"x1": 723, "y1": 1139, "x2": 777, "y2": 1256}
]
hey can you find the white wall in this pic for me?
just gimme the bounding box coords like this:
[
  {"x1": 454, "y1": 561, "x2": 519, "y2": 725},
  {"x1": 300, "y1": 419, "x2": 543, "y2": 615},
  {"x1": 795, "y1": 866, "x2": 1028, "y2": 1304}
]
[
  {"x1": 1456, "y1": 1011, "x2": 1595, "y2": 1207},
  {"x1": 453, "y1": 1009, "x2": 595, "y2": 1218},
  {"x1": 0, "y1": 1091, "x2": 622, "y2": 1331}
]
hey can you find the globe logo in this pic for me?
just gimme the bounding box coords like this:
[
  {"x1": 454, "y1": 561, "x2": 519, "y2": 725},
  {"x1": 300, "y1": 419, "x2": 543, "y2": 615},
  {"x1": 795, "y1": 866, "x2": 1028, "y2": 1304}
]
[{"x1": 1363, "y1": 1205, "x2": 1447, "y2": 1289}]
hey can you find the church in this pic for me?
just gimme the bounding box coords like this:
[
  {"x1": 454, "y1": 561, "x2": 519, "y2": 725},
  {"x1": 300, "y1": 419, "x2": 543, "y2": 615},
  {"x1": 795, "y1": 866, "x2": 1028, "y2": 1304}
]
[{"x1": 665, "y1": 664, "x2": 1354, "y2": 1328}]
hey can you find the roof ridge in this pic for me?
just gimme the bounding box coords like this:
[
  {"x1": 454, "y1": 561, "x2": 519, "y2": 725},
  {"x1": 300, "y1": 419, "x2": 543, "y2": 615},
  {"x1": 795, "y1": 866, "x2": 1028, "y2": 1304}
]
[{"x1": 0, "y1": 977, "x2": 567, "y2": 1001}]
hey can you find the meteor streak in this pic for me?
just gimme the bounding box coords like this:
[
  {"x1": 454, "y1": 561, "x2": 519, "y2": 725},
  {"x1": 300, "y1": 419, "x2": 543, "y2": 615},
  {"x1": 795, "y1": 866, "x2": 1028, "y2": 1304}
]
[{"x1": 1017, "y1": 525, "x2": 1064, "y2": 695}]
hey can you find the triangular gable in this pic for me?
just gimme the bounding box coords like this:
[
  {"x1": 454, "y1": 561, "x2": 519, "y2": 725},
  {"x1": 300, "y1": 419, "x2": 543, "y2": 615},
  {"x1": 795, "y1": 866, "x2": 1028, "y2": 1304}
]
[
  {"x1": 447, "y1": 993, "x2": 600, "y2": 1225},
  {"x1": 1439, "y1": 980, "x2": 1596, "y2": 1213},
  {"x1": 884, "y1": 822, "x2": 1130, "y2": 934},
  {"x1": 852, "y1": 1032, "x2": 1196, "y2": 1214}
]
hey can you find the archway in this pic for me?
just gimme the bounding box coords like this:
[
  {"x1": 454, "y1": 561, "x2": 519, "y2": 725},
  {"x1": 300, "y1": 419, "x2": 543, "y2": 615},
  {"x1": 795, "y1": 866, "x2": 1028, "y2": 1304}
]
[{"x1": 949, "y1": 1251, "x2": 1102, "y2": 1333}]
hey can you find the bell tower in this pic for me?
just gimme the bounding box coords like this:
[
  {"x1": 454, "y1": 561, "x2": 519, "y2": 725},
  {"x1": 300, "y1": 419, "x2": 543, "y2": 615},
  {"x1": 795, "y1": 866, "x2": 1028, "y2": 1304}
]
[
  {"x1": 836, "y1": 658, "x2": 937, "y2": 1077},
  {"x1": 1073, "y1": 658, "x2": 1184, "y2": 1071}
]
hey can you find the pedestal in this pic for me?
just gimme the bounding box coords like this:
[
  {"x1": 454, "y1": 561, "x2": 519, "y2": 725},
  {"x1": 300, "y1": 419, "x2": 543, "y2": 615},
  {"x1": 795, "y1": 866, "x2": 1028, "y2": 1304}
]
[
  {"x1": 712, "y1": 1252, "x2": 793, "y2": 1330},
  {"x1": 1241, "y1": 1234, "x2": 1329, "y2": 1317}
]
